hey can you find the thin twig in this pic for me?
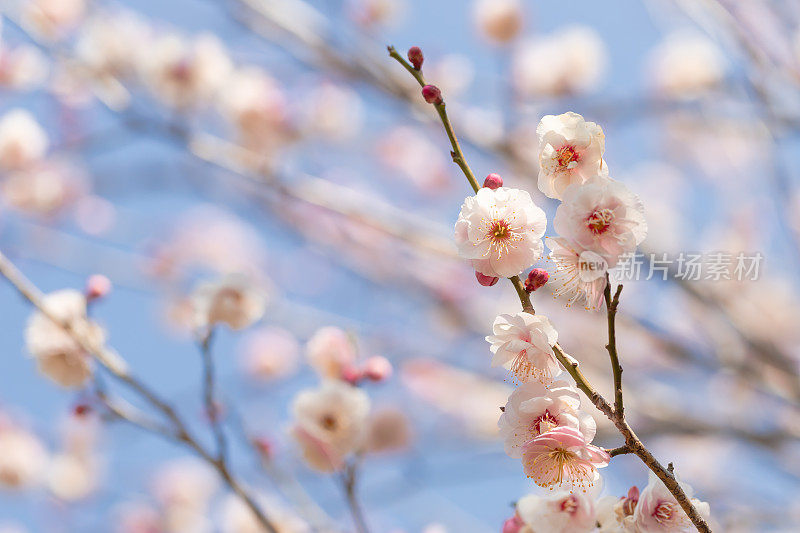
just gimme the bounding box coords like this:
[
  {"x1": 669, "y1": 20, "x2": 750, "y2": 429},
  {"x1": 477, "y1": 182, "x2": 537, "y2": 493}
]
[
  {"x1": 604, "y1": 275, "x2": 625, "y2": 417},
  {"x1": 200, "y1": 328, "x2": 229, "y2": 465},
  {"x1": 340, "y1": 461, "x2": 370, "y2": 533}
]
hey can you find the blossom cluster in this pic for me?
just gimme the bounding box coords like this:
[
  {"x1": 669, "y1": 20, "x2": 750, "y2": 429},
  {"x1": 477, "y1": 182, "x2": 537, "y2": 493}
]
[{"x1": 452, "y1": 111, "x2": 712, "y2": 531}]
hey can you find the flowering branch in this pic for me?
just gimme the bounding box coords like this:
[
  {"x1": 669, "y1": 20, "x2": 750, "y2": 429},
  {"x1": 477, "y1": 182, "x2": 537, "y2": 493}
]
[
  {"x1": 340, "y1": 460, "x2": 370, "y2": 533},
  {"x1": 0, "y1": 249, "x2": 280, "y2": 533},
  {"x1": 388, "y1": 47, "x2": 712, "y2": 533},
  {"x1": 199, "y1": 329, "x2": 229, "y2": 465}
]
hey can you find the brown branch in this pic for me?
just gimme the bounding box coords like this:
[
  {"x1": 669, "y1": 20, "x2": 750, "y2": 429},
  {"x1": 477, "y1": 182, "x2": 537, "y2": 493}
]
[{"x1": 604, "y1": 275, "x2": 624, "y2": 417}]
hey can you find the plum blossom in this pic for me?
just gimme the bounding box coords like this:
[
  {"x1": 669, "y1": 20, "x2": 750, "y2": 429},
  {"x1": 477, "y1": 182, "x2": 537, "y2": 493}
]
[
  {"x1": 512, "y1": 26, "x2": 607, "y2": 99},
  {"x1": 140, "y1": 33, "x2": 232, "y2": 110},
  {"x1": 305, "y1": 326, "x2": 357, "y2": 380},
  {"x1": 152, "y1": 459, "x2": 218, "y2": 516},
  {"x1": 596, "y1": 486, "x2": 639, "y2": 532},
  {"x1": 473, "y1": 0, "x2": 523, "y2": 45},
  {"x1": 238, "y1": 326, "x2": 300, "y2": 381},
  {"x1": 0, "y1": 426, "x2": 48, "y2": 489},
  {"x1": 454, "y1": 187, "x2": 547, "y2": 278},
  {"x1": 190, "y1": 273, "x2": 267, "y2": 331},
  {"x1": 0, "y1": 109, "x2": 48, "y2": 171},
  {"x1": 290, "y1": 381, "x2": 370, "y2": 470},
  {"x1": 219, "y1": 493, "x2": 309, "y2": 533},
  {"x1": 553, "y1": 178, "x2": 647, "y2": 266},
  {"x1": 649, "y1": 32, "x2": 725, "y2": 98},
  {"x1": 21, "y1": 0, "x2": 86, "y2": 40},
  {"x1": 521, "y1": 426, "x2": 609, "y2": 489},
  {"x1": 0, "y1": 43, "x2": 48, "y2": 90},
  {"x1": 536, "y1": 112, "x2": 607, "y2": 200},
  {"x1": 47, "y1": 453, "x2": 98, "y2": 501},
  {"x1": 24, "y1": 289, "x2": 105, "y2": 388},
  {"x1": 516, "y1": 490, "x2": 596, "y2": 533},
  {"x1": 546, "y1": 237, "x2": 609, "y2": 310},
  {"x1": 634, "y1": 472, "x2": 711, "y2": 532},
  {"x1": 486, "y1": 313, "x2": 560, "y2": 384},
  {"x1": 364, "y1": 408, "x2": 411, "y2": 454},
  {"x1": 2, "y1": 160, "x2": 86, "y2": 216},
  {"x1": 75, "y1": 11, "x2": 152, "y2": 79},
  {"x1": 498, "y1": 380, "x2": 595, "y2": 459}
]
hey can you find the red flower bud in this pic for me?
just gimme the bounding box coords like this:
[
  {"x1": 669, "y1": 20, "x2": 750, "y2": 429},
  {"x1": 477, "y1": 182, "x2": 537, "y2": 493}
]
[
  {"x1": 341, "y1": 364, "x2": 364, "y2": 385},
  {"x1": 483, "y1": 173, "x2": 503, "y2": 189},
  {"x1": 363, "y1": 355, "x2": 393, "y2": 382},
  {"x1": 85, "y1": 274, "x2": 112, "y2": 301},
  {"x1": 422, "y1": 84, "x2": 443, "y2": 104},
  {"x1": 407, "y1": 46, "x2": 424, "y2": 70},
  {"x1": 524, "y1": 268, "x2": 549, "y2": 293},
  {"x1": 476, "y1": 271, "x2": 499, "y2": 286}
]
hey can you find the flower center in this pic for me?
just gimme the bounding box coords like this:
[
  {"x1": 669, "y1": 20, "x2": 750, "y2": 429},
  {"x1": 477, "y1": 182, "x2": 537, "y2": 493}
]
[
  {"x1": 491, "y1": 219, "x2": 510, "y2": 240},
  {"x1": 509, "y1": 350, "x2": 550, "y2": 385},
  {"x1": 532, "y1": 410, "x2": 559, "y2": 435},
  {"x1": 586, "y1": 208, "x2": 614, "y2": 235},
  {"x1": 560, "y1": 494, "x2": 579, "y2": 514},
  {"x1": 555, "y1": 145, "x2": 580, "y2": 170},
  {"x1": 548, "y1": 448, "x2": 577, "y2": 485},
  {"x1": 320, "y1": 414, "x2": 338, "y2": 431},
  {"x1": 653, "y1": 502, "x2": 676, "y2": 524}
]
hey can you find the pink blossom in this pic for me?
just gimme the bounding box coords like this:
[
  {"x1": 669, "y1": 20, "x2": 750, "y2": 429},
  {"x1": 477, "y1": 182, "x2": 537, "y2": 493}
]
[
  {"x1": 486, "y1": 312, "x2": 559, "y2": 384},
  {"x1": 634, "y1": 472, "x2": 711, "y2": 532},
  {"x1": 521, "y1": 426, "x2": 609, "y2": 489},
  {"x1": 546, "y1": 237, "x2": 608, "y2": 310},
  {"x1": 516, "y1": 490, "x2": 597, "y2": 533}
]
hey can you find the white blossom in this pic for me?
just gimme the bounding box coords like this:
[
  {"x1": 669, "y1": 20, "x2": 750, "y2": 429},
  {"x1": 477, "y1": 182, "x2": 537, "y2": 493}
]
[
  {"x1": 547, "y1": 237, "x2": 609, "y2": 310},
  {"x1": 191, "y1": 273, "x2": 267, "y2": 331},
  {"x1": 24, "y1": 289, "x2": 104, "y2": 388},
  {"x1": 305, "y1": 326, "x2": 356, "y2": 380},
  {"x1": 454, "y1": 187, "x2": 547, "y2": 278},
  {"x1": 290, "y1": 381, "x2": 370, "y2": 467},
  {"x1": 0, "y1": 109, "x2": 48, "y2": 171},
  {"x1": 634, "y1": 472, "x2": 711, "y2": 532},
  {"x1": 473, "y1": 0, "x2": 523, "y2": 45},
  {"x1": 485, "y1": 312, "x2": 560, "y2": 384},
  {"x1": 553, "y1": 177, "x2": 647, "y2": 266},
  {"x1": 0, "y1": 44, "x2": 48, "y2": 89},
  {"x1": 0, "y1": 426, "x2": 47, "y2": 489},
  {"x1": 536, "y1": 112, "x2": 607, "y2": 200},
  {"x1": 499, "y1": 380, "x2": 595, "y2": 458},
  {"x1": 521, "y1": 426, "x2": 609, "y2": 489},
  {"x1": 649, "y1": 32, "x2": 725, "y2": 98},
  {"x1": 516, "y1": 490, "x2": 596, "y2": 533},
  {"x1": 513, "y1": 26, "x2": 606, "y2": 98}
]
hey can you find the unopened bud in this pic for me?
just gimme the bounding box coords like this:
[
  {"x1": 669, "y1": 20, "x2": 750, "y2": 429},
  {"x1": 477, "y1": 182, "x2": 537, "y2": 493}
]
[
  {"x1": 253, "y1": 437, "x2": 273, "y2": 459},
  {"x1": 73, "y1": 403, "x2": 91, "y2": 417},
  {"x1": 85, "y1": 274, "x2": 112, "y2": 301},
  {"x1": 476, "y1": 271, "x2": 499, "y2": 286},
  {"x1": 524, "y1": 268, "x2": 549, "y2": 292},
  {"x1": 363, "y1": 355, "x2": 393, "y2": 382},
  {"x1": 341, "y1": 365, "x2": 364, "y2": 386},
  {"x1": 502, "y1": 515, "x2": 524, "y2": 533},
  {"x1": 422, "y1": 84, "x2": 442, "y2": 104},
  {"x1": 407, "y1": 46, "x2": 424, "y2": 70},
  {"x1": 483, "y1": 173, "x2": 503, "y2": 189}
]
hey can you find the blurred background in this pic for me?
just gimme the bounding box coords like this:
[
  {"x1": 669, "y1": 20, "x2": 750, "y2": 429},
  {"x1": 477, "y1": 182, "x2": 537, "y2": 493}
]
[{"x1": 0, "y1": 0, "x2": 799, "y2": 531}]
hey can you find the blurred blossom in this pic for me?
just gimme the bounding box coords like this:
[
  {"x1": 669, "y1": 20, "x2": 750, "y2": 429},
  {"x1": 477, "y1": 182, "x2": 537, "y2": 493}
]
[
  {"x1": 73, "y1": 194, "x2": 117, "y2": 235},
  {"x1": 114, "y1": 502, "x2": 164, "y2": 533},
  {"x1": 461, "y1": 107, "x2": 505, "y2": 146},
  {"x1": 218, "y1": 493, "x2": 309, "y2": 533},
  {"x1": 377, "y1": 127, "x2": 450, "y2": 190},
  {"x1": 634, "y1": 471, "x2": 711, "y2": 532},
  {"x1": 21, "y1": 0, "x2": 86, "y2": 40},
  {"x1": 0, "y1": 41, "x2": 48, "y2": 89},
  {"x1": 2, "y1": 160, "x2": 86, "y2": 217},
  {"x1": 516, "y1": 490, "x2": 596, "y2": 532},
  {"x1": 47, "y1": 452, "x2": 99, "y2": 501},
  {"x1": 364, "y1": 407, "x2": 412, "y2": 453},
  {"x1": 648, "y1": 31, "x2": 726, "y2": 98},
  {"x1": 146, "y1": 206, "x2": 267, "y2": 281},
  {"x1": 402, "y1": 358, "x2": 512, "y2": 437},
  {"x1": 238, "y1": 326, "x2": 300, "y2": 382},
  {"x1": 151, "y1": 459, "x2": 218, "y2": 515},
  {"x1": 302, "y1": 82, "x2": 364, "y2": 141},
  {"x1": 305, "y1": 326, "x2": 357, "y2": 380},
  {"x1": 512, "y1": 26, "x2": 607, "y2": 98},
  {"x1": 24, "y1": 289, "x2": 104, "y2": 388},
  {"x1": 0, "y1": 424, "x2": 47, "y2": 489},
  {"x1": 0, "y1": 109, "x2": 48, "y2": 171},
  {"x1": 140, "y1": 33, "x2": 232, "y2": 110},
  {"x1": 217, "y1": 66, "x2": 290, "y2": 152},
  {"x1": 349, "y1": 0, "x2": 405, "y2": 30},
  {"x1": 290, "y1": 380, "x2": 370, "y2": 471},
  {"x1": 190, "y1": 273, "x2": 268, "y2": 331},
  {"x1": 472, "y1": 0, "x2": 524, "y2": 45},
  {"x1": 426, "y1": 54, "x2": 475, "y2": 98},
  {"x1": 75, "y1": 11, "x2": 152, "y2": 80}
]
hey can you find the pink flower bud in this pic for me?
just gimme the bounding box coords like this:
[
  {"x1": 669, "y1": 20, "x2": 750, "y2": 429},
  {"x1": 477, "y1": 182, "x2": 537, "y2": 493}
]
[
  {"x1": 73, "y1": 403, "x2": 91, "y2": 417},
  {"x1": 422, "y1": 84, "x2": 443, "y2": 104},
  {"x1": 502, "y1": 515, "x2": 524, "y2": 533},
  {"x1": 253, "y1": 437, "x2": 273, "y2": 459},
  {"x1": 483, "y1": 173, "x2": 503, "y2": 189},
  {"x1": 476, "y1": 271, "x2": 499, "y2": 286},
  {"x1": 85, "y1": 274, "x2": 112, "y2": 301},
  {"x1": 363, "y1": 355, "x2": 393, "y2": 382},
  {"x1": 524, "y1": 268, "x2": 548, "y2": 292},
  {"x1": 407, "y1": 46, "x2": 424, "y2": 70},
  {"x1": 341, "y1": 364, "x2": 364, "y2": 385}
]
